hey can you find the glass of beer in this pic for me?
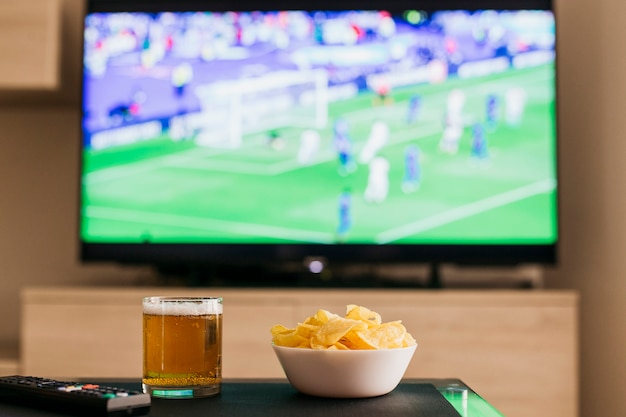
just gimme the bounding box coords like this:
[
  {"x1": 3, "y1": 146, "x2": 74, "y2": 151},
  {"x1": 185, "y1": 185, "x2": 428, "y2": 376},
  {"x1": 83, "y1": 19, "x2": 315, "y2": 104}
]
[{"x1": 142, "y1": 296, "x2": 223, "y2": 399}]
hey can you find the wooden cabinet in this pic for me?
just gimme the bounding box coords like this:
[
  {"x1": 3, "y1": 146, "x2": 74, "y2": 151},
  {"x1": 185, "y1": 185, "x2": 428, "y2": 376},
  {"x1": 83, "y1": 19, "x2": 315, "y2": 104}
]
[
  {"x1": 0, "y1": 0, "x2": 61, "y2": 90},
  {"x1": 21, "y1": 287, "x2": 578, "y2": 417}
]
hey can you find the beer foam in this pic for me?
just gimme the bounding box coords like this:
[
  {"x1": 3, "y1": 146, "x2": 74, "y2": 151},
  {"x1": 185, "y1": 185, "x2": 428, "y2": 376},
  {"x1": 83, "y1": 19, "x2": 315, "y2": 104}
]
[{"x1": 143, "y1": 298, "x2": 223, "y2": 316}]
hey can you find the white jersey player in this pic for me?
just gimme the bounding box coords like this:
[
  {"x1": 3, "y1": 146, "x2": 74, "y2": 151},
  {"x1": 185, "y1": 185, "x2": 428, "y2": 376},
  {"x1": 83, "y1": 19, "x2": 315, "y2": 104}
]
[
  {"x1": 364, "y1": 156, "x2": 390, "y2": 204},
  {"x1": 359, "y1": 120, "x2": 389, "y2": 164},
  {"x1": 505, "y1": 87, "x2": 527, "y2": 127},
  {"x1": 439, "y1": 89, "x2": 466, "y2": 154},
  {"x1": 297, "y1": 129, "x2": 321, "y2": 165}
]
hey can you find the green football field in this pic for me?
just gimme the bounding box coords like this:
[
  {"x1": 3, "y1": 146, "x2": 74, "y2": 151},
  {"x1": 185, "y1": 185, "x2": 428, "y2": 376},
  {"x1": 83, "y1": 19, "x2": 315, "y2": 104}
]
[{"x1": 81, "y1": 64, "x2": 558, "y2": 245}]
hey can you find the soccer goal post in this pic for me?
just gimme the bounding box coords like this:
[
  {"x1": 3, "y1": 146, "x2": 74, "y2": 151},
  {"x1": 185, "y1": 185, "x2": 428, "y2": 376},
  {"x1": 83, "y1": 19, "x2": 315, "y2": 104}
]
[{"x1": 194, "y1": 69, "x2": 328, "y2": 148}]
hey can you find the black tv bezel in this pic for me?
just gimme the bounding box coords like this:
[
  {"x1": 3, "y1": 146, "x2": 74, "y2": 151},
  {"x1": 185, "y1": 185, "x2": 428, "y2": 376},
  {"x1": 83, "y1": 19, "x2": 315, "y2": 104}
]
[
  {"x1": 79, "y1": 0, "x2": 559, "y2": 279},
  {"x1": 86, "y1": 0, "x2": 553, "y2": 13}
]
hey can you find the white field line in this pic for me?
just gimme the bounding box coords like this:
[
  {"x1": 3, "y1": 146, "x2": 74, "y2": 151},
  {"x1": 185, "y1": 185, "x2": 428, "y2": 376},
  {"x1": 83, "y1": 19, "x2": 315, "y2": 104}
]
[
  {"x1": 86, "y1": 178, "x2": 555, "y2": 244},
  {"x1": 85, "y1": 146, "x2": 231, "y2": 184},
  {"x1": 376, "y1": 178, "x2": 556, "y2": 243},
  {"x1": 85, "y1": 206, "x2": 336, "y2": 243}
]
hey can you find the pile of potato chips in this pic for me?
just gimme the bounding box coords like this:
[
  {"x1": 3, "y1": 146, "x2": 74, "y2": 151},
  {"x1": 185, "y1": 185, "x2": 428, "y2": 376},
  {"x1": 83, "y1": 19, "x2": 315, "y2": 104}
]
[{"x1": 271, "y1": 304, "x2": 417, "y2": 350}]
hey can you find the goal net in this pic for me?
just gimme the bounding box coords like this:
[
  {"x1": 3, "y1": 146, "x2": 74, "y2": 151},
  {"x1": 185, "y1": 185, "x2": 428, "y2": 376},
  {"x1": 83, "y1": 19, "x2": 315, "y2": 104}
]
[{"x1": 193, "y1": 69, "x2": 329, "y2": 148}]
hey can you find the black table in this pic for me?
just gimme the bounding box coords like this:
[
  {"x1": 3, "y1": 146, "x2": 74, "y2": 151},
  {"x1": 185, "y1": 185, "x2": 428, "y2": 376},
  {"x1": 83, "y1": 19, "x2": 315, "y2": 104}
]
[{"x1": 0, "y1": 379, "x2": 504, "y2": 417}]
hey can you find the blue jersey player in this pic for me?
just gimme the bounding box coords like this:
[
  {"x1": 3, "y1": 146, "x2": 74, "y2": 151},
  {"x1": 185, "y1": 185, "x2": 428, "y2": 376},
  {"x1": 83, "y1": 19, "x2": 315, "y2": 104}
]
[
  {"x1": 407, "y1": 94, "x2": 422, "y2": 124},
  {"x1": 336, "y1": 188, "x2": 352, "y2": 241},
  {"x1": 402, "y1": 144, "x2": 422, "y2": 193},
  {"x1": 471, "y1": 123, "x2": 489, "y2": 161},
  {"x1": 485, "y1": 94, "x2": 499, "y2": 132},
  {"x1": 333, "y1": 118, "x2": 356, "y2": 175}
]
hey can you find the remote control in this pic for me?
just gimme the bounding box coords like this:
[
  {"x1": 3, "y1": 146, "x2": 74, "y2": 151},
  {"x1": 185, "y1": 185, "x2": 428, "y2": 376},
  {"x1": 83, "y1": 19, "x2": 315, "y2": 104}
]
[{"x1": 0, "y1": 375, "x2": 151, "y2": 417}]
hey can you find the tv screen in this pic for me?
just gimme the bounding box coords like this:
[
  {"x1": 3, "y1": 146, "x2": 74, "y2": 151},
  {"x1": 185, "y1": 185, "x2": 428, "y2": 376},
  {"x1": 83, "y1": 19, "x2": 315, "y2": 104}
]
[{"x1": 80, "y1": 0, "x2": 558, "y2": 283}]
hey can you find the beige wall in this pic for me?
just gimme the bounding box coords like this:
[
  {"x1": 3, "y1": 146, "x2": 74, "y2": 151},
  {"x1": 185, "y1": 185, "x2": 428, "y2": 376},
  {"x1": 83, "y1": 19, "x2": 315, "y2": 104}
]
[
  {"x1": 0, "y1": 0, "x2": 624, "y2": 416},
  {"x1": 546, "y1": 1, "x2": 626, "y2": 416}
]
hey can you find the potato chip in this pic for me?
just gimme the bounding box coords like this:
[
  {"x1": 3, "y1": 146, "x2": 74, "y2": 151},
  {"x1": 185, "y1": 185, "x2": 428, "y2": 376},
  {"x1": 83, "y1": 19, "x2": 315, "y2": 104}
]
[
  {"x1": 311, "y1": 317, "x2": 367, "y2": 349},
  {"x1": 311, "y1": 309, "x2": 339, "y2": 324},
  {"x1": 345, "y1": 304, "x2": 381, "y2": 327},
  {"x1": 271, "y1": 305, "x2": 417, "y2": 350},
  {"x1": 270, "y1": 324, "x2": 306, "y2": 348},
  {"x1": 340, "y1": 330, "x2": 379, "y2": 350},
  {"x1": 362, "y1": 321, "x2": 406, "y2": 349},
  {"x1": 327, "y1": 341, "x2": 350, "y2": 350},
  {"x1": 402, "y1": 332, "x2": 417, "y2": 347}
]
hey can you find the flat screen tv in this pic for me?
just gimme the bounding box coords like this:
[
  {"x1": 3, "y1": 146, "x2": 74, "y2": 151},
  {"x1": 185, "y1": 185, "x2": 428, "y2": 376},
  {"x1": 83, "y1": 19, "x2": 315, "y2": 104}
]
[{"x1": 79, "y1": 0, "x2": 558, "y2": 286}]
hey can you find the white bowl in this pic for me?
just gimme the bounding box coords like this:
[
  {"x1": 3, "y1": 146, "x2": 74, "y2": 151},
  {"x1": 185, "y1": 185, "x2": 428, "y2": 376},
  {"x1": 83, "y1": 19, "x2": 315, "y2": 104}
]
[{"x1": 272, "y1": 344, "x2": 417, "y2": 398}]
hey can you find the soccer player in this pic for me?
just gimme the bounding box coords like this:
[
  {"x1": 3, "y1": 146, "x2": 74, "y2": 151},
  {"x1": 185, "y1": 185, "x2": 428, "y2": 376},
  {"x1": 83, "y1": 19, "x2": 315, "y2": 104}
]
[
  {"x1": 439, "y1": 89, "x2": 465, "y2": 154},
  {"x1": 333, "y1": 118, "x2": 356, "y2": 175},
  {"x1": 336, "y1": 188, "x2": 352, "y2": 242},
  {"x1": 447, "y1": 89, "x2": 465, "y2": 116},
  {"x1": 359, "y1": 120, "x2": 389, "y2": 164},
  {"x1": 171, "y1": 62, "x2": 193, "y2": 99},
  {"x1": 485, "y1": 93, "x2": 499, "y2": 132},
  {"x1": 297, "y1": 129, "x2": 321, "y2": 165},
  {"x1": 439, "y1": 111, "x2": 463, "y2": 154},
  {"x1": 267, "y1": 130, "x2": 285, "y2": 151},
  {"x1": 364, "y1": 157, "x2": 390, "y2": 204},
  {"x1": 402, "y1": 144, "x2": 422, "y2": 193},
  {"x1": 470, "y1": 123, "x2": 489, "y2": 161},
  {"x1": 107, "y1": 88, "x2": 146, "y2": 126},
  {"x1": 406, "y1": 94, "x2": 422, "y2": 124},
  {"x1": 372, "y1": 77, "x2": 392, "y2": 106},
  {"x1": 505, "y1": 87, "x2": 527, "y2": 127}
]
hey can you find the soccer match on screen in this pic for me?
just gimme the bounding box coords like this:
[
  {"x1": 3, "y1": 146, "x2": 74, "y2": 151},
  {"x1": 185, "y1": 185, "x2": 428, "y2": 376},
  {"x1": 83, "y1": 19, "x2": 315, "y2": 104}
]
[{"x1": 80, "y1": 9, "x2": 558, "y2": 245}]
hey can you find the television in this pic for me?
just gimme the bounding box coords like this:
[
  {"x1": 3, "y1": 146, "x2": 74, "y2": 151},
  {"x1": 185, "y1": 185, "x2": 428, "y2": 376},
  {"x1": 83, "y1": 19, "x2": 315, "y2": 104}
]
[{"x1": 79, "y1": 0, "x2": 558, "y2": 287}]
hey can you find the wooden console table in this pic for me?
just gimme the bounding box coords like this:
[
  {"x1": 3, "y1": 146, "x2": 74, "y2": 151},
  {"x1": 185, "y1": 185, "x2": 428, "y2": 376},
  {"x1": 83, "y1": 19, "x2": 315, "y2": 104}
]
[{"x1": 20, "y1": 287, "x2": 578, "y2": 417}]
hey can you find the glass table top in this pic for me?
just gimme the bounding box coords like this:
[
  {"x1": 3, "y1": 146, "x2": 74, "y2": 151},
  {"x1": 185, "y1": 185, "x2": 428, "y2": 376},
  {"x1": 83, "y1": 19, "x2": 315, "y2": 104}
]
[{"x1": 432, "y1": 379, "x2": 505, "y2": 417}]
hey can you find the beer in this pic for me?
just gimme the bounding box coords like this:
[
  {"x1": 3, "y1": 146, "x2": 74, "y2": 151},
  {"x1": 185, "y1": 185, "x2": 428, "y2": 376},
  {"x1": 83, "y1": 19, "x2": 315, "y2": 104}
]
[{"x1": 142, "y1": 297, "x2": 222, "y2": 398}]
